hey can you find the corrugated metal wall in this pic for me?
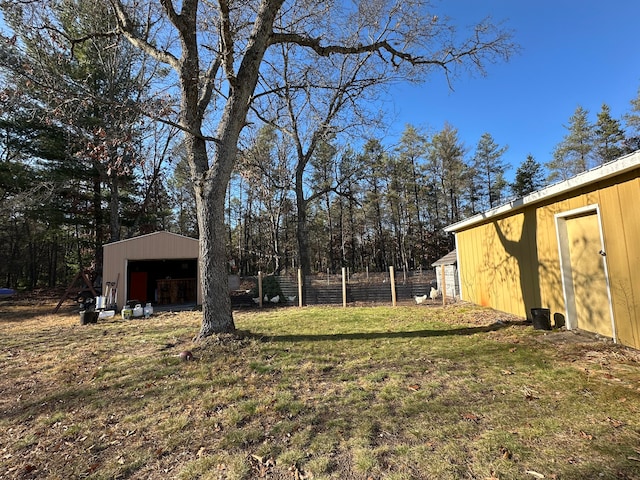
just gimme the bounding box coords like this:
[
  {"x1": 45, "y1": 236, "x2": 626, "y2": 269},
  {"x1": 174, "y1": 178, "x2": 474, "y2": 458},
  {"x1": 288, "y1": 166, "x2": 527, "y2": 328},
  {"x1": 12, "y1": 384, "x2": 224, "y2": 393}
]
[{"x1": 455, "y1": 169, "x2": 640, "y2": 350}]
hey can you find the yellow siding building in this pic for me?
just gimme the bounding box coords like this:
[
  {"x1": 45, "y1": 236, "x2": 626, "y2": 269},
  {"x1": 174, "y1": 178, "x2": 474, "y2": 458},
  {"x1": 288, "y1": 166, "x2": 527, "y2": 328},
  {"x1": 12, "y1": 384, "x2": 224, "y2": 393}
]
[{"x1": 445, "y1": 150, "x2": 640, "y2": 350}]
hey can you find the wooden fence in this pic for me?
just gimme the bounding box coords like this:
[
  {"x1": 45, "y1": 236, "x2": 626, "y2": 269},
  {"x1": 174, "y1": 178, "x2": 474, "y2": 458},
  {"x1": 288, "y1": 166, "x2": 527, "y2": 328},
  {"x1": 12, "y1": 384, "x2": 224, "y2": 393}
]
[{"x1": 231, "y1": 267, "x2": 447, "y2": 307}]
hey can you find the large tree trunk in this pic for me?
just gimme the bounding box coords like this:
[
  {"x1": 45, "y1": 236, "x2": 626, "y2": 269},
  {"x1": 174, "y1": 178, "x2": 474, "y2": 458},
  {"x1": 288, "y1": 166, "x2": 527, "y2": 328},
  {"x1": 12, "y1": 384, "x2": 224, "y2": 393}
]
[
  {"x1": 196, "y1": 189, "x2": 235, "y2": 336},
  {"x1": 191, "y1": 136, "x2": 236, "y2": 338}
]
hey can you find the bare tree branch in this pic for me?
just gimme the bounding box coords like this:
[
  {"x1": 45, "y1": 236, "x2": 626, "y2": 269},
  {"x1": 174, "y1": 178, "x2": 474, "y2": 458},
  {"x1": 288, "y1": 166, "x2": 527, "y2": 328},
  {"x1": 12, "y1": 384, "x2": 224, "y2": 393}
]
[
  {"x1": 269, "y1": 33, "x2": 446, "y2": 67},
  {"x1": 218, "y1": 0, "x2": 237, "y2": 87},
  {"x1": 109, "y1": 0, "x2": 180, "y2": 70}
]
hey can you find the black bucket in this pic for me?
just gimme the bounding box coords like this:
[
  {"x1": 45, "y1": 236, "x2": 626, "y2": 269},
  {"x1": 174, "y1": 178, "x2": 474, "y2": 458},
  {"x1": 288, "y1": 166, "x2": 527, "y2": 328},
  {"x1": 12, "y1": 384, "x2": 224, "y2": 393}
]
[
  {"x1": 80, "y1": 310, "x2": 99, "y2": 325},
  {"x1": 530, "y1": 308, "x2": 551, "y2": 330}
]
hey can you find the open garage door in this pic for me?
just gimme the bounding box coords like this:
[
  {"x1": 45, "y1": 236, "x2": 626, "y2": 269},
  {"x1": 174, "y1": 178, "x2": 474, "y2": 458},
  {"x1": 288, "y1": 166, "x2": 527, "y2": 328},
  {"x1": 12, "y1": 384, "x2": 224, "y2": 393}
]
[{"x1": 127, "y1": 259, "x2": 198, "y2": 306}]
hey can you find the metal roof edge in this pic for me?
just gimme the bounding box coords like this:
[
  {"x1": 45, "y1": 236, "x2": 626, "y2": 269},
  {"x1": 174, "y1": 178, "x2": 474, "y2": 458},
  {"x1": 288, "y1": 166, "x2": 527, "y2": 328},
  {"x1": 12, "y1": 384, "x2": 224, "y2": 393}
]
[
  {"x1": 103, "y1": 231, "x2": 199, "y2": 247},
  {"x1": 431, "y1": 250, "x2": 457, "y2": 266},
  {"x1": 444, "y1": 149, "x2": 640, "y2": 233}
]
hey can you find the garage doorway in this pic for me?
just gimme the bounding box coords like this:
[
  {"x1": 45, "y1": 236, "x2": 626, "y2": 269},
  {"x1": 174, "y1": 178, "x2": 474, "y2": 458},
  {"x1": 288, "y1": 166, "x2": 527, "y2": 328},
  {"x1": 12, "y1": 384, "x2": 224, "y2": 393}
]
[
  {"x1": 555, "y1": 205, "x2": 616, "y2": 340},
  {"x1": 127, "y1": 259, "x2": 198, "y2": 306}
]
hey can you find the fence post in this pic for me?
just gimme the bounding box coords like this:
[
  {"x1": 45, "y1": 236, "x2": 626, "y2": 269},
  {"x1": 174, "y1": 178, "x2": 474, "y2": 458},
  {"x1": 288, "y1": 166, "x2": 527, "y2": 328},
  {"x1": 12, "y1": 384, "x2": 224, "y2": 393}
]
[
  {"x1": 441, "y1": 264, "x2": 447, "y2": 306},
  {"x1": 258, "y1": 271, "x2": 263, "y2": 308},
  {"x1": 389, "y1": 266, "x2": 397, "y2": 306},
  {"x1": 297, "y1": 268, "x2": 303, "y2": 307},
  {"x1": 342, "y1": 267, "x2": 347, "y2": 308}
]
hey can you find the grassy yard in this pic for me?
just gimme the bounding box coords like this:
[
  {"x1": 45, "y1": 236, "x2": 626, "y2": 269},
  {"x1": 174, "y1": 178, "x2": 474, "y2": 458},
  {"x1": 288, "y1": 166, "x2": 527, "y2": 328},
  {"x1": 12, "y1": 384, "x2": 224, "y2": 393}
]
[{"x1": 1, "y1": 299, "x2": 640, "y2": 480}]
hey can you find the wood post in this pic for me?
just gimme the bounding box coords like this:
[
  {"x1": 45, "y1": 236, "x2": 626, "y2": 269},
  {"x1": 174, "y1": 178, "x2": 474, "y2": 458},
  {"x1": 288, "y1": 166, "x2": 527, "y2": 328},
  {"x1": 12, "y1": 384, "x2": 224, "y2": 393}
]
[
  {"x1": 389, "y1": 266, "x2": 397, "y2": 306},
  {"x1": 342, "y1": 267, "x2": 347, "y2": 308},
  {"x1": 297, "y1": 268, "x2": 303, "y2": 307},
  {"x1": 441, "y1": 264, "x2": 447, "y2": 306},
  {"x1": 258, "y1": 271, "x2": 263, "y2": 307}
]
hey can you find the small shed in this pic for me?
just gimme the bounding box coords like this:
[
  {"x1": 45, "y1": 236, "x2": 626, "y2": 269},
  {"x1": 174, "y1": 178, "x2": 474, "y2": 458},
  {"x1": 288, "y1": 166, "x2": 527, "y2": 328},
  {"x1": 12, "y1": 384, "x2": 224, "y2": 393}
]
[
  {"x1": 102, "y1": 231, "x2": 201, "y2": 309},
  {"x1": 445, "y1": 150, "x2": 640, "y2": 350},
  {"x1": 431, "y1": 250, "x2": 459, "y2": 299}
]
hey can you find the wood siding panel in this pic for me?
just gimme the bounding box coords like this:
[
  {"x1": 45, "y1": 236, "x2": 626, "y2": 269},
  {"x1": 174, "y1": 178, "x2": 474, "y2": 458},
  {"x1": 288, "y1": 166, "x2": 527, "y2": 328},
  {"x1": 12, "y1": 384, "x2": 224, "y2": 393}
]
[
  {"x1": 520, "y1": 206, "x2": 542, "y2": 316},
  {"x1": 457, "y1": 228, "x2": 482, "y2": 305},
  {"x1": 498, "y1": 214, "x2": 519, "y2": 315},
  {"x1": 598, "y1": 176, "x2": 640, "y2": 348},
  {"x1": 617, "y1": 178, "x2": 640, "y2": 347},
  {"x1": 543, "y1": 199, "x2": 572, "y2": 316},
  {"x1": 457, "y1": 212, "x2": 535, "y2": 318},
  {"x1": 537, "y1": 201, "x2": 572, "y2": 314},
  {"x1": 434, "y1": 265, "x2": 459, "y2": 298},
  {"x1": 536, "y1": 204, "x2": 560, "y2": 313}
]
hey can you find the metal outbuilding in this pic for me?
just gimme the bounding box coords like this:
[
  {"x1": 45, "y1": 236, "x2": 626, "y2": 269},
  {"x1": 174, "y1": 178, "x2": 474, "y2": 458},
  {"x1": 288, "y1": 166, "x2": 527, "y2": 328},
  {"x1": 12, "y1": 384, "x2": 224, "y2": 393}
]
[
  {"x1": 102, "y1": 231, "x2": 201, "y2": 310},
  {"x1": 445, "y1": 150, "x2": 640, "y2": 350}
]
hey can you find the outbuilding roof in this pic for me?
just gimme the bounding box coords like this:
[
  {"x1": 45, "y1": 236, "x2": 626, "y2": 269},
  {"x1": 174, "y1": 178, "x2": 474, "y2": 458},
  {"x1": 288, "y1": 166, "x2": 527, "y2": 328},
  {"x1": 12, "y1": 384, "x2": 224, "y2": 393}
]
[
  {"x1": 431, "y1": 250, "x2": 457, "y2": 267},
  {"x1": 445, "y1": 149, "x2": 640, "y2": 234},
  {"x1": 103, "y1": 230, "x2": 198, "y2": 246}
]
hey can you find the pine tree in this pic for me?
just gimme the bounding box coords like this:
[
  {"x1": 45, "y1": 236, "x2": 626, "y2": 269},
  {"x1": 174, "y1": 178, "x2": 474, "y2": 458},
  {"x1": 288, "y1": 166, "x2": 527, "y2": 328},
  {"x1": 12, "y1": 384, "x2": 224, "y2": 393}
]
[
  {"x1": 594, "y1": 103, "x2": 625, "y2": 164},
  {"x1": 394, "y1": 124, "x2": 429, "y2": 268},
  {"x1": 547, "y1": 105, "x2": 594, "y2": 181},
  {"x1": 428, "y1": 123, "x2": 468, "y2": 226},
  {"x1": 471, "y1": 132, "x2": 509, "y2": 210},
  {"x1": 623, "y1": 86, "x2": 640, "y2": 152},
  {"x1": 511, "y1": 154, "x2": 545, "y2": 197},
  {"x1": 361, "y1": 139, "x2": 390, "y2": 271}
]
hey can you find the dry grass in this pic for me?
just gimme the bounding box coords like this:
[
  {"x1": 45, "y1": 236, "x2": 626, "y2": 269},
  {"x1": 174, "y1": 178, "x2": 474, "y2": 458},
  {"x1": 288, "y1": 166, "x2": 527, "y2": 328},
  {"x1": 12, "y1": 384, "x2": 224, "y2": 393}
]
[{"x1": 1, "y1": 297, "x2": 640, "y2": 479}]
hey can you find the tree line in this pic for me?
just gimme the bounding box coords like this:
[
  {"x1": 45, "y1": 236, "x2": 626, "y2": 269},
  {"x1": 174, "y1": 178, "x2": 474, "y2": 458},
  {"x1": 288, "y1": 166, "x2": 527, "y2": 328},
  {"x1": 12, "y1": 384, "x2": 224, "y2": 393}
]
[
  {"x1": 3, "y1": 98, "x2": 638, "y2": 291},
  {"x1": 229, "y1": 95, "x2": 640, "y2": 278}
]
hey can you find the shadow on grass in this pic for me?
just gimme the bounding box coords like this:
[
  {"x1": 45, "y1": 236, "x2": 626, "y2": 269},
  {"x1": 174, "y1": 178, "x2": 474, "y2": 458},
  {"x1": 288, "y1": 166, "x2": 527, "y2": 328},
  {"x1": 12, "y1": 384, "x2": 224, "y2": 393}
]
[{"x1": 248, "y1": 320, "x2": 525, "y2": 343}]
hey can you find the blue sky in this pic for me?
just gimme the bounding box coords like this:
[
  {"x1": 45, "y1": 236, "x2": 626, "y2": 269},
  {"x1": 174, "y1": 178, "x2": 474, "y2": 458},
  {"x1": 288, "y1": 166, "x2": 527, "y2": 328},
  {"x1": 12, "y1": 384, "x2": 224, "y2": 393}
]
[{"x1": 385, "y1": 0, "x2": 640, "y2": 180}]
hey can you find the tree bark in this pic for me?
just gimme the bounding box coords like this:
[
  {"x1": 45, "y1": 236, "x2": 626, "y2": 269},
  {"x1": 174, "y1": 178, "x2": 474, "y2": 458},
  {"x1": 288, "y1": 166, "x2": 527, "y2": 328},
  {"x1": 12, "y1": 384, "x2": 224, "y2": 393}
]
[{"x1": 193, "y1": 138, "x2": 236, "y2": 337}]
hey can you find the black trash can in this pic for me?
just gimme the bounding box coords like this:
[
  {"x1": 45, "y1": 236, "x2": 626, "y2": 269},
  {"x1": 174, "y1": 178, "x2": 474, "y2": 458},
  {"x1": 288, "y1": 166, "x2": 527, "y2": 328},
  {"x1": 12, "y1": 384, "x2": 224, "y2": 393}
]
[{"x1": 530, "y1": 308, "x2": 551, "y2": 330}]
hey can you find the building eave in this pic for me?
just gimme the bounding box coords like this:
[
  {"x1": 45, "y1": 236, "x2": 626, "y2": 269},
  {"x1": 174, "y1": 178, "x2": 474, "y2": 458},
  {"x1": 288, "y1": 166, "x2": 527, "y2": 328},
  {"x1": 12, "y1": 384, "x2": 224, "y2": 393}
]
[
  {"x1": 445, "y1": 149, "x2": 640, "y2": 234},
  {"x1": 103, "y1": 231, "x2": 199, "y2": 247}
]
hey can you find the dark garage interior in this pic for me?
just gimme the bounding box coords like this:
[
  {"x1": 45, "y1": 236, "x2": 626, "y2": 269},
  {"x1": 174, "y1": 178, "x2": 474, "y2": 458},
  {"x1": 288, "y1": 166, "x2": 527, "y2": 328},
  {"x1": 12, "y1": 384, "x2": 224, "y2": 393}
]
[{"x1": 127, "y1": 259, "x2": 198, "y2": 305}]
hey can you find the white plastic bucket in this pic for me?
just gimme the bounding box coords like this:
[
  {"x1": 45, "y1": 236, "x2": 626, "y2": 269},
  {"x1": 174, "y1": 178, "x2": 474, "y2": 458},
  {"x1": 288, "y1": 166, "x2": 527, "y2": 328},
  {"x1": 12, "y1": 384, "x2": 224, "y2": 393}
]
[{"x1": 95, "y1": 296, "x2": 106, "y2": 309}]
